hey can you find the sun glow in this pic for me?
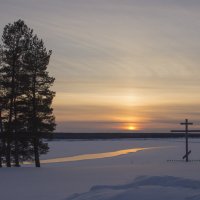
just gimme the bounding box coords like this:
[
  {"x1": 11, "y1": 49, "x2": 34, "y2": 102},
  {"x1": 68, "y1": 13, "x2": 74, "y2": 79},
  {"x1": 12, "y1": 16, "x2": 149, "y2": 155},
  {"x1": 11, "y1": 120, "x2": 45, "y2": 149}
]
[
  {"x1": 122, "y1": 124, "x2": 138, "y2": 131},
  {"x1": 128, "y1": 126, "x2": 136, "y2": 131}
]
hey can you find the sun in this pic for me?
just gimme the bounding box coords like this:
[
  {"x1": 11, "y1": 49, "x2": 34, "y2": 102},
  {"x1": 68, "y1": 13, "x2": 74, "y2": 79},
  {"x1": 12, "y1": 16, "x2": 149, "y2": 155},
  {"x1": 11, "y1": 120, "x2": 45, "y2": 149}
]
[
  {"x1": 127, "y1": 126, "x2": 136, "y2": 131},
  {"x1": 121, "y1": 123, "x2": 139, "y2": 131}
]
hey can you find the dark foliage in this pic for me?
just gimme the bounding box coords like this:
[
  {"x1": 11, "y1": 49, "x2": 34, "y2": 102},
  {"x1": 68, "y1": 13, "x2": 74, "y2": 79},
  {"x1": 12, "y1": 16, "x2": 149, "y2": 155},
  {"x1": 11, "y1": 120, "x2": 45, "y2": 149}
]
[{"x1": 0, "y1": 20, "x2": 55, "y2": 167}]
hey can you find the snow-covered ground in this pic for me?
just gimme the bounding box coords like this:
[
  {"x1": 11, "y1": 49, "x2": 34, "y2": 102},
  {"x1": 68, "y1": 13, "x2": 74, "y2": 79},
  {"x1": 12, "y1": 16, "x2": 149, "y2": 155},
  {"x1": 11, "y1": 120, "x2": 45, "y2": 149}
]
[{"x1": 1, "y1": 138, "x2": 200, "y2": 200}]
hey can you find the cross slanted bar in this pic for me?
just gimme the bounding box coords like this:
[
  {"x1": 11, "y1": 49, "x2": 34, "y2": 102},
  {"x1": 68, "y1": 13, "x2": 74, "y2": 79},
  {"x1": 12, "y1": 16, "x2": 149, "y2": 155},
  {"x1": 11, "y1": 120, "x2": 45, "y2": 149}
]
[{"x1": 171, "y1": 119, "x2": 200, "y2": 162}]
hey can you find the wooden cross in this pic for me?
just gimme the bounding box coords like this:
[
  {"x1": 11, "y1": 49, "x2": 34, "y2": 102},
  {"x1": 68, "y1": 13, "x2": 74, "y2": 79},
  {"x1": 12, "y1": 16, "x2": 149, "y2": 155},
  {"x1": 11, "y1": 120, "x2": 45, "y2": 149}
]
[{"x1": 171, "y1": 119, "x2": 200, "y2": 162}]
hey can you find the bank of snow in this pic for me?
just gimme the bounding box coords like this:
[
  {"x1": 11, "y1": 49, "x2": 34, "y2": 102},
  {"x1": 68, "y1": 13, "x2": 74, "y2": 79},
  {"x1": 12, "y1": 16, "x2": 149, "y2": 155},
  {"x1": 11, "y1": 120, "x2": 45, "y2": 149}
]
[{"x1": 67, "y1": 176, "x2": 200, "y2": 200}]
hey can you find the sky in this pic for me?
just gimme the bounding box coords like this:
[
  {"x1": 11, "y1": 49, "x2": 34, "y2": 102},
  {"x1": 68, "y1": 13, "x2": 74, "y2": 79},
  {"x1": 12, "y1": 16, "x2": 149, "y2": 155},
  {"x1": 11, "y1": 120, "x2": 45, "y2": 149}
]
[{"x1": 0, "y1": 0, "x2": 200, "y2": 132}]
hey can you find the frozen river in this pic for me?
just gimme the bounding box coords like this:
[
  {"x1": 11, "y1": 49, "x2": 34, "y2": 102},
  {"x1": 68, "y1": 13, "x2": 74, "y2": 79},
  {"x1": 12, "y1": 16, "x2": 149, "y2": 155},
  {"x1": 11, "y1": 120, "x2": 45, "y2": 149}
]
[{"x1": 39, "y1": 147, "x2": 153, "y2": 164}]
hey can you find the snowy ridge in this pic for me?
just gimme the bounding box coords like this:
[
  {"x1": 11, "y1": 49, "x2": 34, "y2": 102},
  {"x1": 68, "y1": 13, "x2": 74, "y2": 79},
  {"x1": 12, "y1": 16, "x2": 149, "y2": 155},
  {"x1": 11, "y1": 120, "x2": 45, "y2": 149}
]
[
  {"x1": 91, "y1": 175, "x2": 200, "y2": 190},
  {"x1": 67, "y1": 176, "x2": 200, "y2": 200}
]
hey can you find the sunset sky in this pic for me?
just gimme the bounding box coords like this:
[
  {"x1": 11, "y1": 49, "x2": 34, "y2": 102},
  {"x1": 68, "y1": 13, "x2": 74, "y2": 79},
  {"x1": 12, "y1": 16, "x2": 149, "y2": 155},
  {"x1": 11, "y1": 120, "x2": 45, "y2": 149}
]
[{"x1": 0, "y1": 0, "x2": 200, "y2": 132}]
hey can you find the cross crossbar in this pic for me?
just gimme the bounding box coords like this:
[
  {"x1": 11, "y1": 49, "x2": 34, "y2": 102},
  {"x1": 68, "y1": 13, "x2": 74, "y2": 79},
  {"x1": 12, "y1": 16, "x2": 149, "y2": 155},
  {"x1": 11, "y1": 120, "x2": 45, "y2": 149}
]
[
  {"x1": 180, "y1": 123, "x2": 193, "y2": 125},
  {"x1": 183, "y1": 150, "x2": 191, "y2": 159}
]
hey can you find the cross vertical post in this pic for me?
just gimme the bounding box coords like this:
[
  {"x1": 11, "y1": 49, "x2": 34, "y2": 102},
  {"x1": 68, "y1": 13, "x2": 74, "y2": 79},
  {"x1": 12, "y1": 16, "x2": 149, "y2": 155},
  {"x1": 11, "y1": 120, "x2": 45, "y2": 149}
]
[{"x1": 180, "y1": 119, "x2": 193, "y2": 162}]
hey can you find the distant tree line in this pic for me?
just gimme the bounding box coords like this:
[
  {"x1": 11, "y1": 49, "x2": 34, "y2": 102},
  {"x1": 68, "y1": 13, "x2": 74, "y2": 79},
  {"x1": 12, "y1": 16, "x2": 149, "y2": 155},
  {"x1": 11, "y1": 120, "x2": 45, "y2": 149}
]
[{"x1": 0, "y1": 20, "x2": 55, "y2": 167}]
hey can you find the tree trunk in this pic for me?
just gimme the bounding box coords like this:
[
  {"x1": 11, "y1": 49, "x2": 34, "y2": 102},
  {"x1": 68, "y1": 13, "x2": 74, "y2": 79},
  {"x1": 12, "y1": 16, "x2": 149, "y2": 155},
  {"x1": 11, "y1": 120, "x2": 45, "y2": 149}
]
[
  {"x1": 0, "y1": 137, "x2": 7, "y2": 168},
  {"x1": 6, "y1": 88, "x2": 13, "y2": 167},
  {"x1": 6, "y1": 54, "x2": 17, "y2": 167},
  {"x1": 33, "y1": 137, "x2": 40, "y2": 167},
  {"x1": 6, "y1": 139, "x2": 11, "y2": 167},
  {"x1": 0, "y1": 142, "x2": 2, "y2": 167},
  {"x1": 14, "y1": 139, "x2": 20, "y2": 167},
  {"x1": 14, "y1": 98, "x2": 20, "y2": 167},
  {"x1": 32, "y1": 70, "x2": 40, "y2": 167},
  {"x1": 0, "y1": 110, "x2": 3, "y2": 167}
]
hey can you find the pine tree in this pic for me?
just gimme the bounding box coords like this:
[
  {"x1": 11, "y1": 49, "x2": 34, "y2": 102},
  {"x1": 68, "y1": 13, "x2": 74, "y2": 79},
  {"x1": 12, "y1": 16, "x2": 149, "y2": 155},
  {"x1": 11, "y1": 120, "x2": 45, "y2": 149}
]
[
  {"x1": 0, "y1": 20, "x2": 33, "y2": 167},
  {"x1": 0, "y1": 19, "x2": 55, "y2": 167},
  {"x1": 23, "y1": 35, "x2": 55, "y2": 167}
]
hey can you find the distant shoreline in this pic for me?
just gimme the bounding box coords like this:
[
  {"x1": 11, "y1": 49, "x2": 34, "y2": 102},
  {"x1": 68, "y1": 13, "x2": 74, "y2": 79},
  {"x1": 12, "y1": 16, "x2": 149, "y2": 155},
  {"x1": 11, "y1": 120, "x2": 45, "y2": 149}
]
[
  {"x1": 50, "y1": 132, "x2": 200, "y2": 139},
  {"x1": 2, "y1": 132, "x2": 200, "y2": 140}
]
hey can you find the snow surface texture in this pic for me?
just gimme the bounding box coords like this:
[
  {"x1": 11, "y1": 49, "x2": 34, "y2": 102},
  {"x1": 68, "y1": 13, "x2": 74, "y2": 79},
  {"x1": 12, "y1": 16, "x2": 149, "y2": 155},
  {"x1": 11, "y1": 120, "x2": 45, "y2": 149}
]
[
  {"x1": 1, "y1": 139, "x2": 200, "y2": 200},
  {"x1": 67, "y1": 176, "x2": 200, "y2": 200}
]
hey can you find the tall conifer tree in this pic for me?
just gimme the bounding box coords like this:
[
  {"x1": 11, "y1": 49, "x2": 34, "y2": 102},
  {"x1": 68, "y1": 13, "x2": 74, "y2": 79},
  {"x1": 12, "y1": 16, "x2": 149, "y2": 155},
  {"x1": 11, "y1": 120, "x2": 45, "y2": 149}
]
[
  {"x1": 23, "y1": 35, "x2": 55, "y2": 167},
  {"x1": 0, "y1": 19, "x2": 55, "y2": 167},
  {"x1": 0, "y1": 20, "x2": 32, "y2": 166}
]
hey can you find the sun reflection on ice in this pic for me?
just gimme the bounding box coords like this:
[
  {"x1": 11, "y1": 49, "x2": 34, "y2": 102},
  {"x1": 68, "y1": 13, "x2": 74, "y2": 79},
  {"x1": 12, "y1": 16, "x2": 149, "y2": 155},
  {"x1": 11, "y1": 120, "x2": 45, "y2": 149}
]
[{"x1": 25, "y1": 147, "x2": 157, "y2": 165}]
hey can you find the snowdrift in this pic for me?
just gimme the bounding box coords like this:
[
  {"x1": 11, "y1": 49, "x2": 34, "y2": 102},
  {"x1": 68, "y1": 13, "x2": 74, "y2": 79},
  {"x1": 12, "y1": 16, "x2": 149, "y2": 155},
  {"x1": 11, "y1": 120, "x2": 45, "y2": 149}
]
[{"x1": 67, "y1": 176, "x2": 200, "y2": 200}]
